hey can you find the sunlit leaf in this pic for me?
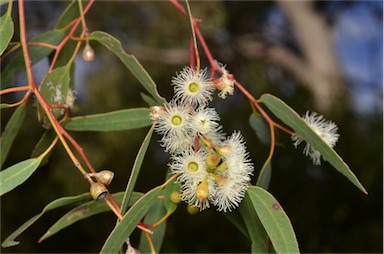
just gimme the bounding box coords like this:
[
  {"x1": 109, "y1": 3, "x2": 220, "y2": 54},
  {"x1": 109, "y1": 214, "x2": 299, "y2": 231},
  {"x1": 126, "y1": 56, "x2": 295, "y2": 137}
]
[
  {"x1": 120, "y1": 124, "x2": 154, "y2": 214},
  {"x1": 1, "y1": 193, "x2": 90, "y2": 247},
  {"x1": 0, "y1": 157, "x2": 44, "y2": 196},
  {"x1": 1, "y1": 103, "x2": 27, "y2": 167},
  {"x1": 89, "y1": 31, "x2": 166, "y2": 105},
  {"x1": 239, "y1": 190, "x2": 269, "y2": 253},
  {"x1": 261, "y1": 93, "x2": 367, "y2": 194},
  {"x1": 249, "y1": 112, "x2": 271, "y2": 146},
  {"x1": 0, "y1": 13, "x2": 14, "y2": 56},
  {"x1": 39, "y1": 192, "x2": 143, "y2": 243},
  {"x1": 101, "y1": 186, "x2": 162, "y2": 253},
  {"x1": 37, "y1": 65, "x2": 71, "y2": 128},
  {"x1": 138, "y1": 197, "x2": 167, "y2": 253},
  {"x1": 65, "y1": 108, "x2": 152, "y2": 132},
  {"x1": 1, "y1": 30, "x2": 65, "y2": 88},
  {"x1": 247, "y1": 186, "x2": 300, "y2": 253},
  {"x1": 256, "y1": 159, "x2": 272, "y2": 190}
]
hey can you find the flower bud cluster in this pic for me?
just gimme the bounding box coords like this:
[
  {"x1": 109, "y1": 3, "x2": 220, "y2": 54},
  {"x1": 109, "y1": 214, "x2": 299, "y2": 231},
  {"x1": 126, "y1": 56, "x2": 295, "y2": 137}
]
[{"x1": 152, "y1": 66, "x2": 253, "y2": 212}]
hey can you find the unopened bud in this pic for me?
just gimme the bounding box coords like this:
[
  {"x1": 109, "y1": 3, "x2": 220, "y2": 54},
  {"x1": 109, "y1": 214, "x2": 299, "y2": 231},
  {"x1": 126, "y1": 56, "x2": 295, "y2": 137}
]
[
  {"x1": 206, "y1": 153, "x2": 220, "y2": 169},
  {"x1": 215, "y1": 145, "x2": 232, "y2": 157},
  {"x1": 90, "y1": 170, "x2": 114, "y2": 185},
  {"x1": 196, "y1": 181, "x2": 209, "y2": 202},
  {"x1": 170, "y1": 191, "x2": 181, "y2": 204},
  {"x1": 149, "y1": 106, "x2": 162, "y2": 121},
  {"x1": 90, "y1": 182, "x2": 108, "y2": 200},
  {"x1": 187, "y1": 205, "x2": 199, "y2": 215},
  {"x1": 82, "y1": 43, "x2": 96, "y2": 61}
]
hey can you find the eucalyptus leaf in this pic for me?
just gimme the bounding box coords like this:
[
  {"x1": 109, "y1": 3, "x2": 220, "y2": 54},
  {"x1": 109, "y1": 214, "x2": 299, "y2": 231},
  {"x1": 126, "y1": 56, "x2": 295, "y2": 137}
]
[
  {"x1": 89, "y1": 31, "x2": 166, "y2": 105},
  {"x1": 37, "y1": 65, "x2": 71, "y2": 128},
  {"x1": 261, "y1": 93, "x2": 367, "y2": 194},
  {"x1": 120, "y1": 124, "x2": 154, "y2": 214},
  {"x1": 1, "y1": 30, "x2": 65, "y2": 88},
  {"x1": 39, "y1": 192, "x2": 143, "y2": 243},
  {"x1": 65, "y1": 108, "x2": 152, "y2": 132},
  {"x1": 239, "y1": 190, "x2": 269, "y2": 253},
  {"x1": 247, "y1": 186, "x2": 299, "y2": 253},
  {"x1": 1, "y1": 103, "x2": 27, "y2": 167},
  {"x1": 0, "y1": 157, "x2": 44, "y2": 196},
  {"x1": 0, "y1": 12, "x2": 14, "y2": 56},
  {"x1": 31, "y1": 130, "x2": 57, "y2": 166},
  {"x1": 249, "y1": 112, "x2": 271, "y2": 146},
  {"x1": 138, "y1": 197, "x2": 167, "y2": 253},
  {"x1": 101, "y1": 186, "x2": 162, "y2": 253},
  {"x1": 141, "y1": 92, "x2": 160, "y2": 107},
  {"x1": 256, "y1": 160, "x2": 272, "y2": 190},
  {"x1": 1, "y1": 193, "x2": 91, "y2": 247}
]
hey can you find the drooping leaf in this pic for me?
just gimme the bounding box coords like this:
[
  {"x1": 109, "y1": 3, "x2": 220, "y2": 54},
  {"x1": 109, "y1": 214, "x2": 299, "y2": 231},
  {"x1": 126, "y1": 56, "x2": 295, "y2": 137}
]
[
  {"x1": 0, "y1": 12, "x2": 14, "y2": 56},
  {"x1": 261, "y1": 93, "x2": 367, "y2": 194},
  {"x1": 256, "y1": 159, "x2": 272, "y2": 190},
  {"x1": 120, "y1": 124, "x2": 154, "y2": 214},
  {"x1": 138, "y1": 197, "x2": 167, "y2": 253},
  {"x1": 39, "y1": 192, "x2": 143, "y2": 243},
  {"x1": 1, "y1": 103, "x2": 27, "y2": 167},
  {"x1": 37, "y1": 65, "x2": 71, "y2": 128},
  {"x1": 249, "y1": 112, "x2": 271, "y2": 146},
  {"x1": 101, "y1": 186, "x2": 162, "y2": 253},
  {"x1": 239, "y1": 189, "x2": 269, "y2": 253},
  {"x1": 31, "y1": 130, "x2": 57, "y2": 166},
  {"x1": 1, "y1": 193, "x2": 90, "y2": 247},
  {"x1": 65, "y1": 108, "x2": 152, "y2": 132},
  {"x1": 0, "y1": 157, "x2": 44, "y2": 196},
  {"x1": 89, "y1": 31, "x2": 166, "y2": 105},
  {"x1": 247, "y1": 186, "x2": 300, "y2": 253},
  {"x1": 1, "y1": 30, "x2": 65, "y2": 88}
]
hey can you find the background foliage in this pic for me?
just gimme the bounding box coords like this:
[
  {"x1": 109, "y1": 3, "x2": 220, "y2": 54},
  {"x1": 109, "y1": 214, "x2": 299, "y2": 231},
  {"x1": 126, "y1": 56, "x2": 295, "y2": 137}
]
[{"x1": 1, "y1": 1, "x2": 382, "y2": 253}]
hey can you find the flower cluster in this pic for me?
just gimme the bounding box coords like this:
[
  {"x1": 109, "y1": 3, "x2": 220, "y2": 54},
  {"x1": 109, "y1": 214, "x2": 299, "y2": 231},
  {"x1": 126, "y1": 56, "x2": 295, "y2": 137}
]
[{"x1": 151, "y1": 66, "x2": 253, "y2": 212}]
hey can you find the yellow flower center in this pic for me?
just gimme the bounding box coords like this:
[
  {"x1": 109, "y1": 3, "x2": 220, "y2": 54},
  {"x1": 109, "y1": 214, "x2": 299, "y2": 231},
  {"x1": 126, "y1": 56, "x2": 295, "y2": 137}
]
[
  {"x1": 188, "y1": 161, "x2": 199, "y2": 172},
  {"x1": 188, "y1": 82, "x2": 199, "y2": 93},
  {"x1": 171, "y1": 115, "x2": 182, "y2": 126}
]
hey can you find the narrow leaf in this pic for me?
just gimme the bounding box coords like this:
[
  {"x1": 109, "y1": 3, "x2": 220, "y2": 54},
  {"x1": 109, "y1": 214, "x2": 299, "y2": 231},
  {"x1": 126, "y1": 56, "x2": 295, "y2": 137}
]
[
  {"x1": 54, "y1": 1, "x2": 79, "y2": 29},
  {"x1": 0, "y1": 13, "x2": 14, "y2": 56},
  {"x1": 249, "y1": 112, "x2": 271, "y2": 146},
  {"x1": 139, "y1": 197, "x2": 167, "y2": 253},
  {"x1": 39, "y1": 192, "x2": 143, "y2": 242},
  {"x1": 141, "y1": 92, "x2": 160, "y2": 107},
  {"x1": 261, "y1": 93, "x2": 367, "y2": 194},
  {"x1": 31, "y1": 130, "x2": 57, "y2": 166},
  {"x1": 101, "y1": 186, "x2": 162, "y2": 253},
  {"x1": 120, "y1": 124, "x2": 154, "y2": 214},
  {"x1": 1, "y1": 30, "x2": 65, "y2": 88},
  {"x1": 1, "y1": 193, "x2": 90, "y2": 247},
  {"x1": 1, "y1": 103, "x2": 27, "y2": 167},
  {"x1": 65, "y1": 108, "x2": 152, "y2": 132},
  {"x1": 239, "y1": 190, "x2": 269, "y2": 253},
  {"x1": 0, "y1": 157, "x2": 44, "y2": 196},
  {"x1": 247, "y1": 186, "x2": 300, "y2": 253},
  {"x1": 256, "y1": 160, "x2": 272, "y2": 190},
  {"x1": 89, "y1": 31, "x2": 166, "y2": 105},
  {"x1": 37, "y1": 65, "x2": 71, "y2": 128}
]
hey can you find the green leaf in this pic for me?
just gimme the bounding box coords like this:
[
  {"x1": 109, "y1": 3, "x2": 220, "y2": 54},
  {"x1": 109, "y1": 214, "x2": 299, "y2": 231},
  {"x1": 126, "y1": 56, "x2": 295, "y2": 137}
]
[
  {"x1": 1, "y1": 193, "x2": 91, "y2": 247},
  {"x1": 1, "y1": 103, "x2": 27, "y2": 167},
  {"x1": 101, "y1": 186, "x2": 162, "y2": 253},
  {"x1": 37, "y1": 65, "x2": 71, "y2": 128},
  {"x1": 0, "y1": 157, "x2": 44, "y2": 196},
  {"x1": 247, "y1": 186, "x2": 299, "y2": 253},
  {"x1": 256, "y1": 160, "x2": 272, "y2": 190},
  {"x1": 249, "y1": 112, "x2": 271, "y2": 146},
  {"x1": 138, "y1": 197, "x2": 167, "y2": 253},
  {"x1": 54, "y1": 1, "x2": 79, "y2": 29},
  {"x1": 260, "y1": 93, "x2": 368, "y2": 194},
  {"x1": 223, "y1": 209, "x2": 249, "y2": 239},
  {"x1": 65, "y1": 108, "x2": 152, "y2": 132},
  {"x1": 39, "y1": 192, "x2": 143, "y2": 243},
  {"x1": 0, "y1": 13, "x2": 14, "y2": 56},
  {"x1": 1, "y1": 30, "x2": 65, "y2": 88},
  {"x1": 120, "y1": 124, "x2": 154, "y2": 214},
  {"x1": 89, "y1": 31, "x2": 166, "y2": 105},
  {"x1": 141, "y1": 92, "x2": 160, "y2": 107},
  {"x1": 163, "y1": 168, "x2": 180, "y2": 214},
  {"x1": 239, "y1": 190, "x2": 269, "y2": 253},
  {"x1": 31, "y1": 130, "x2": 57, "y2": 166}
]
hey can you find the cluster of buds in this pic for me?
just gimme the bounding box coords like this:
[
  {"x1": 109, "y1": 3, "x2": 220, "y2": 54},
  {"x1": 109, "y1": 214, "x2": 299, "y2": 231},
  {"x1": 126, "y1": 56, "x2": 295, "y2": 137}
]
[
  {"x1": 151, "y1": 65, "x2": 253, "y2": 212},
  {"x1": 88, "y1": 170, "x2": 114, "y2": 200}
]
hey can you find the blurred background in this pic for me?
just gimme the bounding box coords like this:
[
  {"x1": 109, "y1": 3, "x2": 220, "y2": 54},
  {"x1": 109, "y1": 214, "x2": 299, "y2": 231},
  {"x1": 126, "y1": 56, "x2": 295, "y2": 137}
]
[{"x1": 1, "y1": 1, "x2": 382, "y2": 253}]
